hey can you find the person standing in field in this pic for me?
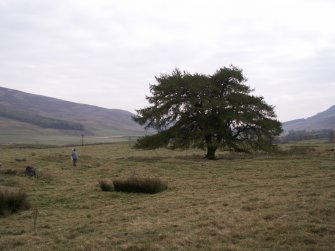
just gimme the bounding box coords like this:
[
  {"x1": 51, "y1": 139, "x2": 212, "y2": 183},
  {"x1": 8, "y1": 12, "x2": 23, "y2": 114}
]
[{"x1": 71, "y1": 148, "x2": 78, "y2": 167}]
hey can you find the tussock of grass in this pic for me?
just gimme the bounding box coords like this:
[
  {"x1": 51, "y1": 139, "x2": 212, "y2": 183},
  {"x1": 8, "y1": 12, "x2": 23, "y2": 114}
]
[
  {"x1": 0, "y1": 189, "x2": 31, "y2": 217},
  {"x1": 0, "y1": 169, "x2": 17, "y2": 175},
  {"x1": 113, "y1": 177, "x2": 168, "y2": 194},
  {"x1": 99, "y1": 180, "x2": 113, "y2": 191}
]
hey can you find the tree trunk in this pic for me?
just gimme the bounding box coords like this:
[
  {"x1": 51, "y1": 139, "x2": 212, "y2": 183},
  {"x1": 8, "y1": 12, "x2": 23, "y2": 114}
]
[{"x1": 205, "y1": 146, "x2": 217, "y2": 160}]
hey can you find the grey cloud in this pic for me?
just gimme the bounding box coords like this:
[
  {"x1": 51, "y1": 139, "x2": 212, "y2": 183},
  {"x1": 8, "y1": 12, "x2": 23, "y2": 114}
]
[{"x1": 0, "y1": 0, "x2": 335, "y2": 121}]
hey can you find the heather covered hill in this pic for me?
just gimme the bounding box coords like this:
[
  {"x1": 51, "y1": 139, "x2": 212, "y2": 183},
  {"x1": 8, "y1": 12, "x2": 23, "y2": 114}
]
[
  {"x1": 0, "y1": 86, "x2": 145, "y2": 144},
  {"x1": 0, "y1": 86, "x2": 144, "y2": 133},
  {"x1": 283, "y1": 105, "x2": 335, "y2": 131}
]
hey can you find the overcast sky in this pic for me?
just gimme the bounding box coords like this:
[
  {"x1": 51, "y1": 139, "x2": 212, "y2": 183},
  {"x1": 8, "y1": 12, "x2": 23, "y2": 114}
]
[{"x1": 1, "y1": 0, "x2": 334, "y2": 122}]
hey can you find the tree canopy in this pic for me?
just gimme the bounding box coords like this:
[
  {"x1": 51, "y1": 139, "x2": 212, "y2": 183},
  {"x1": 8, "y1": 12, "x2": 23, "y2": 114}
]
[{"x1": 133, "y1": 66, "x2": 282, "y2": 159}]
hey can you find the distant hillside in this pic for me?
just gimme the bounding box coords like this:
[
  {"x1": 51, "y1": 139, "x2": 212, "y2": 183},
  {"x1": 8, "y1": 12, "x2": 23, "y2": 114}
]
[
  {"x1": 283, "y1": 105, "x2": 335, "y2": 131},
  {"x1": 0, "y1": 86, "x2": 145, "y2": 144}
]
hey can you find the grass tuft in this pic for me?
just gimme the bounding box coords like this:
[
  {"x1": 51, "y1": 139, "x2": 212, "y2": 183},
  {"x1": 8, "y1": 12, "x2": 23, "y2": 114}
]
[
  {"x1": 0, "y1": 169, "x2": 17, "y2": 175},
  {"x1": 0, "y1": 189, "x2": 31, "y2": 217},
  {"x1": 99, "y1": 180, "x2": 114, "y2": 191},
  {"x1": 113, "y1": 177, "x2": 168, "y2": 194}
]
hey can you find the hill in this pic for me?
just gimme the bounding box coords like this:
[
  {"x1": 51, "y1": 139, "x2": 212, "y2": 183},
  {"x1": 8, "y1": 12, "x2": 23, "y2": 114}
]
[
  {"x1": 283, "y1": 105, "x2": 335, "y2": 131},
  {"x1": 0, "y1": 86, "x2": 145, "y2": 144}
]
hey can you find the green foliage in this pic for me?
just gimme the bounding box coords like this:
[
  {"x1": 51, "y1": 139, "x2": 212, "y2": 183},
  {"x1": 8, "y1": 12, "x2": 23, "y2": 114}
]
[
  {"x1": 134, "y1": 66, "x2": 282, "y2": 159},
  {"x1": 0, "y1": 189, "x2": 31, "y2": 217},
  {"x1": 113, "y1": 177, "x2": 168, "y2": 194},
  {"x1": 99, "y1": 180, "x2": 114, "y2": 191}
]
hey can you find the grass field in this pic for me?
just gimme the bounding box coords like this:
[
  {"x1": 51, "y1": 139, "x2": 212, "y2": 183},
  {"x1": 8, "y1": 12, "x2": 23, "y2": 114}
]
[
  {"x1": 0, "y1": 142, "x2": 334, "y2": 250},
  {"x1": 0, "y1": 117, "x2": 143, "y2": 145},
  {"x1": 0, "y1": 127, "x2": 139, "y2": 146}
]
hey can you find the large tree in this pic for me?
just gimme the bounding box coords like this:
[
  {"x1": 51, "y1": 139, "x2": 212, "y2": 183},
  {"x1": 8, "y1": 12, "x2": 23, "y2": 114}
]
[{"x1": 133, "y1": 66, "x2": 282, "y2": 159}]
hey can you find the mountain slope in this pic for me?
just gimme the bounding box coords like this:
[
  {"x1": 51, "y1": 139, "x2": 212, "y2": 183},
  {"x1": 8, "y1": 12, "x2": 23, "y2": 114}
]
[
  {"x1": 0, "y1": 86, "x2": 145, "y2": 136},
  {"x1": 283, "y1": 105, "x2": 335, "y2": 131}
]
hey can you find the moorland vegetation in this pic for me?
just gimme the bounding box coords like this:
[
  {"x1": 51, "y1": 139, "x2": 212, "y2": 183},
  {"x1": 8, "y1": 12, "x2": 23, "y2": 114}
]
[{"x1": 0, "y1": 141, "x2": 334, "y2": 250}]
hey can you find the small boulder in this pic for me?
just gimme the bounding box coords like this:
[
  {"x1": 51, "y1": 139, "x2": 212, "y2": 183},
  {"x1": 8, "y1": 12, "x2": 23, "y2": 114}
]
[{"x1": 25, "y1": 166, "x2": 37, "y2": 177}]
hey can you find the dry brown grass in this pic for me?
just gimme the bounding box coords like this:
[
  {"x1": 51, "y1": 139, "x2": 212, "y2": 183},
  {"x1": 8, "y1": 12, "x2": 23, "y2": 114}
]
[
  {"x1": 0, "y1": 142, "x2": 334, "y2": 250},
  {"x1": 0, "y1": 188, "x2": 31, "y2": 216},
  {"x1": 113, "y1": 177, "x2": 167, "y2": 194}
]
